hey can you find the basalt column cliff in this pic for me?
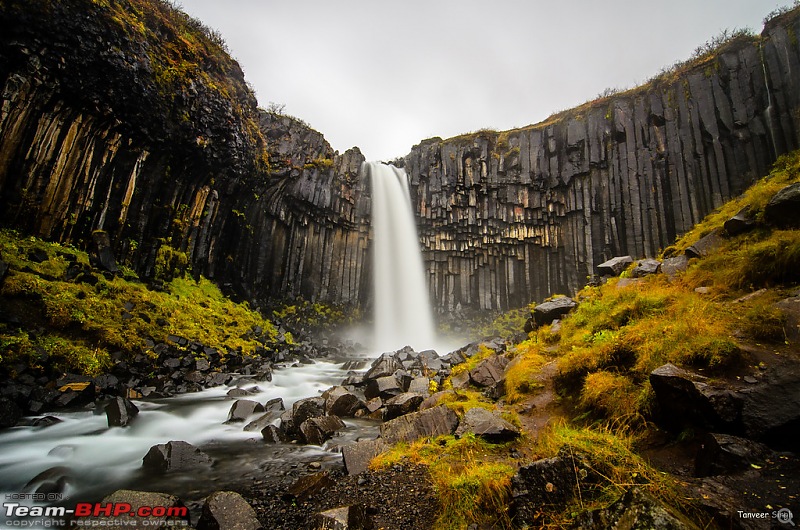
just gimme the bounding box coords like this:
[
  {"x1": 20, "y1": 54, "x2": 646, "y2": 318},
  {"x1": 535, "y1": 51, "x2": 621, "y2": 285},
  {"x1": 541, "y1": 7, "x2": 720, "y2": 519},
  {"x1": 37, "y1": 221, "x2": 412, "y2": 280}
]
[
  {"x1": 1, "y1": 0, "x2": 800, "y2": 314},
  {"x1": 404, "y1": 14, "x2": 800, "y2": 312}
]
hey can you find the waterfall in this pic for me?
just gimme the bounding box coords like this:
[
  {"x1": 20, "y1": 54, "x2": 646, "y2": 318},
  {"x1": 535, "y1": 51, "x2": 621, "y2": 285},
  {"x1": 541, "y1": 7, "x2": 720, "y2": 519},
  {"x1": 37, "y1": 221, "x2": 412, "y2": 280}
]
[
  {"x1": 366, "y1": 161, "x2": 435, "y2": 352},
  {"x1": 759, "y1": 41, "x2": 779, "y2": 159}
]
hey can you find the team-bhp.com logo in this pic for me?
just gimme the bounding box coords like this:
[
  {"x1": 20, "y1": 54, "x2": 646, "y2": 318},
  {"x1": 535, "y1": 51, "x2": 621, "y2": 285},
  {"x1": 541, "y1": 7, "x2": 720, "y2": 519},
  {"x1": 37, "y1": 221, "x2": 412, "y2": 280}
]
[{"x1": 4, "y1": 501, "x2": 189, "y2": 527}]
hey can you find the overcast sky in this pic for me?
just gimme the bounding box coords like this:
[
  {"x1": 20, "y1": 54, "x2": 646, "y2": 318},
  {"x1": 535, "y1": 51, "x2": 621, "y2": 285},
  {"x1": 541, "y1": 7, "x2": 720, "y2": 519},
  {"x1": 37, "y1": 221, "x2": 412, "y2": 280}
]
[{"x1": 181, "y1": 1, "x2": 785, "y2": 161}]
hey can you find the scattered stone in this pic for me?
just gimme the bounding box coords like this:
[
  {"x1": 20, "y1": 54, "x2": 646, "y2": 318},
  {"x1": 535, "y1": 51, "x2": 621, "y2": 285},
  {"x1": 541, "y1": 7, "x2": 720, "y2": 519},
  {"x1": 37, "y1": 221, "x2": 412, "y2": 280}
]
[
  {"x1": 661, "y1": 256, "x2": 688, "y2": 278},
  {"x1": 196, "y1": 491, "x2": 263, "y2": 530},
  {"x1": 313, "y1": 505, "x2": 372, "y2": 530},
  {"x1": 383, "y1": 393, "x2": 424, "y2": 421},
  {"x1": 261, "y1": 424, "x2": 287, "y2": 443},
  {"x1": 364, "y1": 354, "x2": 402, "y2": 380},
  {"x1": 291, "y1": 397, "x2": 327, "y2": 428},
  {"x1": 695, "y1": 433, "x2": 772, "y2": 477},
  {"x1": 32, "y1": 415, "x2": 62, "y2": 428},
  {"x1": 323, "y1": 386, "x2": 364, "y2": 417},
  {"x1": 299, "y1": 415, "x2": 346, "y2": 445},
  {"x1": 631, "y1": 258, "x2": 662, "y2": 278},
  {"x1": 380, "y1": 405, "x2": 458, "y2": 444},
  {"x1": 597, "y1": 256, "x2": 633, "y2": 276},
  {"x1": 723, "y1": 206, "x2": 755, "y2": 236},
  {"x1": 284, "y1": 471, "x2": 335, "y2": 502},
  {"x1": 364, "y1": 376, "x2": 403, "y2": 400},
  {"x1": 569, "y1": 487, "x2": 689, "y2": 529},
  {"x1": 454, "y1": 407, "x2": 520, "y2": 442},
  {"x1": 532, "y1": 297, "x2": 577, "y2": 327},
  {"x1": 27, "y1": 248, "x2": 49, "y2": 263},
  {"x1": 87, "y1": 490, "x2": 188, "y2": 527},
  {"x1": 142, "y1": 440, "x2": 212, "y2": 472},
  {"x1": 469, "y1": 354, "x2": 509, "y2": 388},
  {"x1": 226, "y1": 399, "x2": 266, "y2": 423},
  {"x1": 694, "y1": 286, "x2": 712, "y2": 295},
  {"x1": 90, "y1": 230, "x2": 119, "y2": 273},
  {"x1": 406, "y1": 377, "x2": 431, "y2": 395},
  {"x1": 685, "y1": 230, "x2": 723, "y2": 259},
  {"x1": 764, "y1": 182, "x2": 800, "y2": 228},
  {"x1": 244, "y1": 398, "x2": 285, "y2": 432},
  {"x1": 105, "y1": 396, "x2": 139, "y2": 427},
  {"x1": 449, "y1": 370, "x2": 470, "y2": 390},
  {"x1": 342, "y1": 439, "x2": 388, "y2": 476}
]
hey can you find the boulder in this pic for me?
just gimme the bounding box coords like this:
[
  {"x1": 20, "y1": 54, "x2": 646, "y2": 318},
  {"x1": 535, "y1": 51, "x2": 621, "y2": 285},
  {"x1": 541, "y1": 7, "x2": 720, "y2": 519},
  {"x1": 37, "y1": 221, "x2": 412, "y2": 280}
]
[
  {"x1": 723, "y1": 206, "x2": 755, "y2": 236},
  {"x1": 196, "y1": 491, "x2": 263, "y2": 530},
  {"x1": 661, "y1": 256, "x2": 688, "y2": 278},
  {"x1": 105, "y1": 396, "x2": 139, "y2": 427},
  {"x1": 24, "y1": 466, "x2": 72, "y2": 495},
  {"x1": 323, "y1": 386, "x2": 364, "y2": 417},
  {"x1": 569, "y1": 487, "x2": 689, "y2": 529},
  {"x1": 364, "y1": 376, "x2": 403, "y2": 400},
  {"x1": 299, "y1": 415, "x2": 346, "y2": 445},
  {"x1": 631, "y1": 259, "x2": 661, "y2": 278},
  {"x1": 364, "y1": 353, "x2": 402, "y2": 380},
  {"x1": 532, "y1": 297, "x2": 577, "y2": 327},
  {"x1": 454, "y1": 407, "x2": 520, "y2": 442},
  {"x1": 86, "y1": 490, "x2": 188, "y2": 527},
  {"x1": 597, "y1": 256, "x2": 633, "y2": 276},
  {"x1": 243, "y1": 398, "x2": 285, "y2": 432},
  {"x1": 142, "y1": 440, "x2": 212, "y2": 472},
  {"x1": 764, "y1": 182, "x2": 800, "y2": 228},
  {"x1": 261, "y1": 424, "x2": 287, "y2": 443},
  {"x1": 0, "y1": 397, "x2": 22, "y2": 428},
  {"x1": 284, "y1": 471, "x2": 335, "y2": 502},
  {"x1": 90, "y1": 230, "x2": 119, "y2": 273},
  {"x1": 469, "y1": 354, "x2": 509, "y2": 388},
  {"x1": 383, "y1": 393, "x2": 424, "y2": 421},
  {"x1": 695, "y1": 433, "x2": 772, "y2": 477},
  {"x1": 511, "y1": 447, "x2": 597, "y2": 526},
  {"x1": 342, "y1": 439, "x2": 388, "y2": 476},
  {"x1": 685, "y1": 230, "x2": 723, "y2": 259},
  {"x1": 32, "y1": 415, "x2": 63, "y2": 428},
  {"x1": 291, "y1": 397, "x2": 327, "y2": 427},
  {"x1": 449, "y1": 370, "x2": 471, "y2": 390},
  {"x1": 738, "y1": 366, "x2": 800, "y2": 451},
  {"x1": 313, "y1": 505, "x2": 372, "y2": 530},
  {"x1": 226, "y1": 399, "x2": 265, "y2": 423},
  {"x1": 406, "y1": 377, "x2": 431, "y2": 395},
  {"x1": 380, "y1": 405, "x2": 458, "y2": 444}
]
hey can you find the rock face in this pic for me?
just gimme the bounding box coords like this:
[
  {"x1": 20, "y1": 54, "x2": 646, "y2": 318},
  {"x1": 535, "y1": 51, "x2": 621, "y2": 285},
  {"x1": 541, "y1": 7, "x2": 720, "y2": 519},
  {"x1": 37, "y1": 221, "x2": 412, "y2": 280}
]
[{"x1": 1, "y1": 1, "x2": 800, "y2": 314}]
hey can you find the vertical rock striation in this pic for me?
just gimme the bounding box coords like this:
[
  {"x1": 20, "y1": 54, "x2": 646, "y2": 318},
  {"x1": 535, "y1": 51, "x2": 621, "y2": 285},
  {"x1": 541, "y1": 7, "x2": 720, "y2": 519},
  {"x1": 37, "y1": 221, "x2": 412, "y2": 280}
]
[{"x1": 403, "y1": 17, "x2": 800, "y2": 312}]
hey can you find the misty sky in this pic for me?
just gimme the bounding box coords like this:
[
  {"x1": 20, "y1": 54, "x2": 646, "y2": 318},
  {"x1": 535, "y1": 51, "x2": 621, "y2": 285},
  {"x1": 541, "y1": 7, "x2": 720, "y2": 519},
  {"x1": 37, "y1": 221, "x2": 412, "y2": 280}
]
[{"x1": 181, "y1": 1, "x2": 785, "y2": 161}]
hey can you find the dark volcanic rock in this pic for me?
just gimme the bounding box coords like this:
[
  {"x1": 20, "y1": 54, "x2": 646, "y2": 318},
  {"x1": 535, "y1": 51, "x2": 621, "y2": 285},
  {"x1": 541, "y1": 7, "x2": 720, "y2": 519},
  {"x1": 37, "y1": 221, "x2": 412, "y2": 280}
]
[
  {"x1": 597, "y1": 256, "x2": 633, "y2": 276},
  {"x1": 323, "y1": 386, "x2": 364, "y2": 417},
  {"x1": 86, "y1": 490, "x2": 189, "y2": 527},
  {"x1": 142, "y1": 440, "x2": 212, "y2": 472},
  {"x1": 454, "y1": 407, "x2": 520, "y2": 442},
  {"x1": 313, "y1": 505, "x2": 373, "y2": 530},
  {"x1": 469, "y1": 354, "x2": 510, "y2": 388},
  {"x1": 383, "y1": 393, "x2": 425, "y2": 421},
  {"x1": 695, "y1": 433, "x2": 773, "y2": 477},
  {"x1": 299, "y1": 415, "x2": 346, "y2": 446},
  {"x1": 196, "y1": 491, "x2": 263, "y2": 530},
  {"x1": 243, "y1": 398, "x2": 285, "y2": 432},
  {"x1": 569, "y1": 487, "x2": 689, "y2": 529},
  {"x1": 631, "y1": 259, "x2": 662, "y2": 278},
  {"x1": 661, "y1": 256, "x2": 689, "y2": 278},
  {"x1": 342, "y1": 439, "x2": 388, "y2": 476},
  {"x1": 724, "y1": 207, "x2": 756, "y2": 236},
  {"x1": 764, "y1": 182, "x2": 800, "y2": 228},
  {"x1": 284, "y1": 471, "x2": 335, "y2": 502},
  {"x1": 226, "y1": 399, "x2": 265, "y2": 423},
  {"x1": 685, "y1": 230, "x2": 723, "y2": 259},
  {"x1": 364, "y1": 376, "x2": 403, "y2": 401},
  {"x1": 261, "y1": 424, "x2": 287, "y2": 443},
  {"x1": 24, "y1": 466, "x2": 72, "y2": 495},
  {"x1": 0, "y1": 397, "x2": 22, "y2": 428},
  {"x1": 90, "y1": 230, "x2": 119, "y2": 273},
  {"x1": 105, "y1": 396, "x2": 139, "y2": 427},
  {"x1": 532, "y1": 297, "x2": 578, "y2": 327},
  {"x1": 380, "y1": 405, "x2": 458, "y2": 444}
]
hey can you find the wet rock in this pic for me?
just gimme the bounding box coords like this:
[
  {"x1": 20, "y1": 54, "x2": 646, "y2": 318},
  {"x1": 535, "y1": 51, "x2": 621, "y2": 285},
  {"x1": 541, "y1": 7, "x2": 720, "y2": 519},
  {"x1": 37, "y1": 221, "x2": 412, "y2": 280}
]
[
  {"x1": 380, "y1": 405, "x2": 458, "y2": 444},
  {"x1": 226, "y1": 399, "x2": 266, "y2": 423},
  {"x1": 764, "y1": 182, "x2": 800, "y2": 228},
  {"x1": 0, "y1": 397, "x2": 22, "y2": 428},
  {"x1": 243, "y1": 398, "x2": 285, "y2": 432},
  {"x1": 695, "y1": 433, "x2": 773, "y2": 477},
  {"x1": 32, "y1": 415, "x2": 63, "y2": 428},
  {"x1": 597, "y1": 256, "x2": 633, "y2": 276},
  {"x1": 685, "y1": 230, "x2": 723, "y2": 259},
  {"x1": 284, "y1": 471, "x2": 335, "y2": 502},
  {"x1": 261, "y1": 424, "x2": 287, "y2": 443},
  {"x1": 631, "y1": 258, "x2": 662, "y2": 278},
  {"x1": 342, "y1": 439, "x2": 388, "y2": 476},
  {"x1": 323, "y1": 386, "x2": 364, "y2": 417},
  {"x1": 105, "y1": 396, "x2": 139, "y2": 427},
  {"x1": 24, "y1": 466, "x2": 72, "y2": 495},
  {"x1": 313, "y1": 505, "x2": 373, "y2": 530},
  {"x1": 299, "y1": 415, "x2": 346, "y2": 445},
  {"x1": 364, "y1": 376, "x2": 403, "y2": 400},
  {"x1": 723, "y1": 206, "x2": 755, "y2": 236},
  {"x1": 55, "y1": 378, "x2": 95, "y2": 408},
  {"x1": 291, "y1": 397, "x2": 326, "y2": 427},
  {"x1": 383, "y1": 393, "x2": 425, "y2": 421},
  {"x1": 532, "y1": 297, "x2": 577, "y2": 327},
  {"x1": 196, "y1": 491, "x2": 263, "y2": 530},
  {"x1": 569, "y1": 487, "x2": 689, "y2": 529},
  {"x1": 227, "y1": 388, "x2": 256, "y2": 398},
  {"x1": 142, "y1": 440, "x2": 212, "y2": 472},
  {"x1": 454, "y1": 407, "x2": 520, "y2": 442}
]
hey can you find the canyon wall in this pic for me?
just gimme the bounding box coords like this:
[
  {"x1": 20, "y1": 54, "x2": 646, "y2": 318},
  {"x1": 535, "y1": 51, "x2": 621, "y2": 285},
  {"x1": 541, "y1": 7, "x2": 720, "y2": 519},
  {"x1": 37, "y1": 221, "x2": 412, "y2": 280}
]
[
  {"x1": 405, "y1": 14, "x2": 800, "y2": 312},
  {"x1": 2, "y1": 0, "x2": 800, "y2": 314}
]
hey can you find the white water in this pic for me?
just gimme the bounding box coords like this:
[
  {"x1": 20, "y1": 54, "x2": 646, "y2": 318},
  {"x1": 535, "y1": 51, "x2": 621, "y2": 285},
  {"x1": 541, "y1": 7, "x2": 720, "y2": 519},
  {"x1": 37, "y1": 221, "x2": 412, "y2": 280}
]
[
  {"x1": 367, "y1": 161, "x2": 436, "y2": 352},
  {"x1": 0, "y1": 361, "x2": 379, "y2": 528}
]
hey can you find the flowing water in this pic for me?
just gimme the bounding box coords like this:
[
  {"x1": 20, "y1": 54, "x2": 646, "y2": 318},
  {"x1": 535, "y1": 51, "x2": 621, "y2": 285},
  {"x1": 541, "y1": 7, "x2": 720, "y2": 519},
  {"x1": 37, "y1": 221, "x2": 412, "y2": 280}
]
[{"x1": 366, "y1": 161, "x2": 436, "y2": 352}]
